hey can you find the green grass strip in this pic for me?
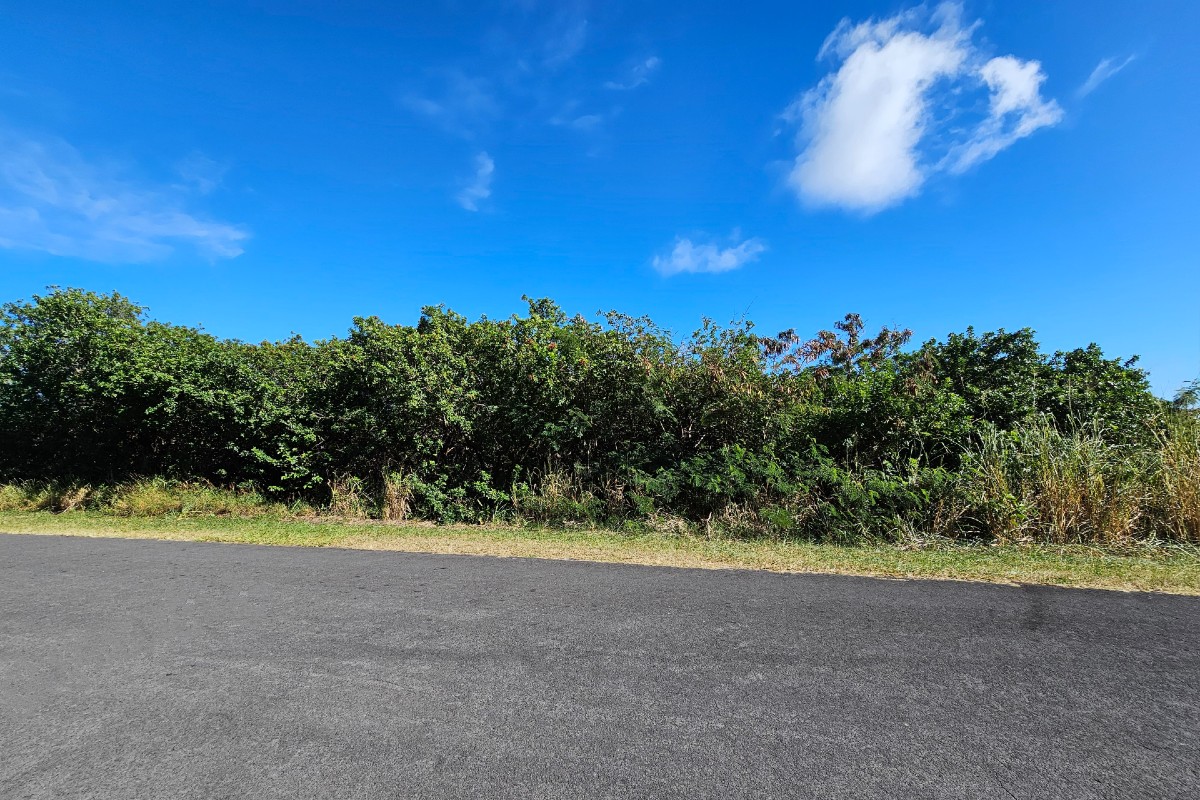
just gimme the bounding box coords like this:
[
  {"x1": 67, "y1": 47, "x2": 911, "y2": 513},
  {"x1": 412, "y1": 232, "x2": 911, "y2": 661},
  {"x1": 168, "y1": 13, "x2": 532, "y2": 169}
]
[{"x1": 2, "y1": 511, "x2": 1198, "y2": 595}]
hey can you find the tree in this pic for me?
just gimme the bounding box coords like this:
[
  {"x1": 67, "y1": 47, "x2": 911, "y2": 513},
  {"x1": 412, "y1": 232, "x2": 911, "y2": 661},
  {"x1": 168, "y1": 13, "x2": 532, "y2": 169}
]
[{"x1": 762, "y1": 313, "x2": 912, "y2": 378}]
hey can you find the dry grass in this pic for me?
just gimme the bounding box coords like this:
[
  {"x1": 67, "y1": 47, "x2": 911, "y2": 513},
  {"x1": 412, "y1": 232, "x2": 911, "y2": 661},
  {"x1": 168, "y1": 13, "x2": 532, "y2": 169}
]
[
  {"x1": 0, "y1": 482, "x2": 97, "y2": 513},
  {"x1": 380, "y1": 470, "x2": 411, "y2": 522},
  {"x1": 1155, "y1": 413, "x2": 1200, "y2": 542},
  {"x1": 0, "y1": 479, "x2": 295, "y2": 517},
  {"x1": 1, "y1": 510, "x2": 1197, "y2": 595},
  {"x1": 326, "y1": 476, "x2": 373, "y2": 518},
  {"x1": 967, "y1": 420, "x2": 1150, "y2": 544}
]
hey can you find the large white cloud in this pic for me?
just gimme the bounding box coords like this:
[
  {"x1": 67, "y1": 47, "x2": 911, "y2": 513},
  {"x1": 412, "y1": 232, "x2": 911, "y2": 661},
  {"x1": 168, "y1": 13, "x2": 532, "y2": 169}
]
[
  {"x1": 0, "y1": 130, "x2": 248, "y2": 262},
  {"x1": 786, "y1": 2, "x2": 1062, "y2": 213}
]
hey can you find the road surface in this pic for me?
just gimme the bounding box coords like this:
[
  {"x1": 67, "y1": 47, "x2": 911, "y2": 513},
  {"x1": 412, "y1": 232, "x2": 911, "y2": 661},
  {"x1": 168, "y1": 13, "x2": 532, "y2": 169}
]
[{"x1": 1, "y1": 534, "x2": 1197, "y2": 799}]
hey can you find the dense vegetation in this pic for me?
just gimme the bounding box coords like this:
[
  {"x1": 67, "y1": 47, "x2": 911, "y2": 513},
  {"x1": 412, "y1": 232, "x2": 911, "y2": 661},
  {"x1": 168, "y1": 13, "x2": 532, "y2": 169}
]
[{"x1": 1, "y1": 287, "x2": 1196, "y2": 544}]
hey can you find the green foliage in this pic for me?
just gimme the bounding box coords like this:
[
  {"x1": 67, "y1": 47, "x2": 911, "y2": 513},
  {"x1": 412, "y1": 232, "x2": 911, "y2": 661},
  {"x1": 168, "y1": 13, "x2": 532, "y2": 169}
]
[{"x1": 0, "y1": 287, "x2": 1187, "y2": 543}]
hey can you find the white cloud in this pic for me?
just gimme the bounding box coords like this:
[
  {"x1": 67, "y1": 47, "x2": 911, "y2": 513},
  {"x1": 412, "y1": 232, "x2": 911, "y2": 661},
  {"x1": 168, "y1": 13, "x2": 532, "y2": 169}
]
[
  {"x1": 786, "y1": 2, "x2": 1062, "y2": 213},
  {"x1": 653, "y1": 232, "x2": 766, "y2": 276},
  {"x1": 548, "y1": 101, "x2": 613, "y2": 132},
  {"x1": 564, "y1": 113, "x2": 604, "y2": 131},
  {"x1": 1077, "y1": 55, "x2": 1135, "y2": 98},
  {"x1": 945, "y1": 55, "x2": 1063, "y2": 173},
  {"x1": 457, "y1": 152, "x2": 494, "y2": 211},
  {"x1": 605, "y1": 57, "x2": 661, "y2": 90},
  {"x1": 0, "y1": 130, "x2": 248, "y2": 262}
]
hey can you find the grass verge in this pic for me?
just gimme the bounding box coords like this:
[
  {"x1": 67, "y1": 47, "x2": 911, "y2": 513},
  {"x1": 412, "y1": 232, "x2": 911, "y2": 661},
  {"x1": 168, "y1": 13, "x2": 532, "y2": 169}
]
[{"x1": 2, "y1": 511, "x2": 1199, "y2": 595}]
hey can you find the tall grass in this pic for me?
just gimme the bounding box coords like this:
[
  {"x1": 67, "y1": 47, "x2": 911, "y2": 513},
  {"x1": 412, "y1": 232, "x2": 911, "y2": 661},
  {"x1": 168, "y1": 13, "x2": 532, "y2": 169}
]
[
  {"x1": 0, "y1": 482, "x2": 95, "y2": 513},
  {"x1": 962, "y1": 414, "x2": 1200, "y2": 545},
  {"x1": 380, "y1": 470, "x2": 412, "y2": 522},
  {"x1": 1154, "y1": 412, "x2": 1200, "y2": 542},
  {"x1": 0, "y1": 479, "x2": 297, "y2": 517},
  {"x1": 325, "y1": 475, "x2": 374, "y2": 518},
  {"x1": 512, "y1": 469, "x2": 607, "y2": 525},
  {"x1": 964, "y1": 418, "x2": 1145, "y2": 543}
]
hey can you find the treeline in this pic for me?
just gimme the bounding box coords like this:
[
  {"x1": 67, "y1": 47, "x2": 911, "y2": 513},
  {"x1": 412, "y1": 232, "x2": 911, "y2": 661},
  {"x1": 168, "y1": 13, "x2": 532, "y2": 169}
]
[{"x1": 1, "y1": 287, "x2": 1196, "y2": 543}]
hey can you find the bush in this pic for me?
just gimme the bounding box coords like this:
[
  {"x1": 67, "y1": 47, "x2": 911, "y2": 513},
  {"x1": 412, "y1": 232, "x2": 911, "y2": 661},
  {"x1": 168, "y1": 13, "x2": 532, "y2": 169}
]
[{"x1": 0, "y1": 287, "x2": 1188, "y2": 544}]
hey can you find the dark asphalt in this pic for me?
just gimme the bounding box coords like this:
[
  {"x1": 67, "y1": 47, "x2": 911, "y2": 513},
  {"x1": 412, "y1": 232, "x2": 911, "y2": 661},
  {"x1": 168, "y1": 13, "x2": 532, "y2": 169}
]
[{"x1": 1, "y1": 535, "x2": 1197, "y2": 799}]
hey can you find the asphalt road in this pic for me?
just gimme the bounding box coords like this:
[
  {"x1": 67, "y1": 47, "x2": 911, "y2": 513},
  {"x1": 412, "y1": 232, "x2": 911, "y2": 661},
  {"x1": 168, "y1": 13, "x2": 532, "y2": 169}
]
[{"x1": 1, "y1": 534, "x2": 1197, "y2": 799}]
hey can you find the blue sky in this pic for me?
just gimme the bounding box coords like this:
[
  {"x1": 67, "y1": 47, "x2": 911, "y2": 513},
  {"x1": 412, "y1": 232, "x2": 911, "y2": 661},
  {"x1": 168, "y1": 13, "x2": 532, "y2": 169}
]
[{"x1": 1, "y1": 0, "x2": 1196, "y2": 395}]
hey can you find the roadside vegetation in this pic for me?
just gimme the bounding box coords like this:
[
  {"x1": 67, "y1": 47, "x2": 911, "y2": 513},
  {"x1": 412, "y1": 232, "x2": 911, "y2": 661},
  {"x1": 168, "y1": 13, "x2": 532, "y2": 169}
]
[
  {"x1": 1, "y1": 288, "x2": 1197, "y2": 581},
  {"x1": 3, "y1": 510, "x2": 1197, "y2": 594}
]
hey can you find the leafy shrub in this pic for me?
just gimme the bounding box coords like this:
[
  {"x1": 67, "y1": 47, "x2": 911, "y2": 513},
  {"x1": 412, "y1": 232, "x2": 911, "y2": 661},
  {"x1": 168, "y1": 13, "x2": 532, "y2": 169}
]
[{"x1": 0, "y1": 287, "x2": 1188, "y2": 543}]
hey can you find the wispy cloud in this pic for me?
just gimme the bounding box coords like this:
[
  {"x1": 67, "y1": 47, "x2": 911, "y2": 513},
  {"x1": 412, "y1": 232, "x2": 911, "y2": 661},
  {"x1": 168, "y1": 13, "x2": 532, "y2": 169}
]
[
  {"x1": 457, "y1": 152, "x2": 494, "y2": 211},
  {"x1": 174, "y1": 152, "x2": 228, "y2": 195},
  {"x1": 653, "y1": 232, "x2": 766, "y2": 276},
  {"x1": 604, "y1": 56, "x2": 661, "y2": 90},
  {"x1": 945, "y1": 54, "x2": 1063, "y2": 174},
  {"x1": 549, "y1": 99, "x2": 615, "y2": 132},
  {"x1": 402, "y1": 70, "x2": 500, "y2": 139},
  {"x1": 568, "y1": 113, "x2": 604, "y2": 130},
  {"x1": 1077, "y1": 55, "x2": 1136, "y2": 98},
  {"x1": 0, "y1": 130, "x2": 248, "y2": 262},
  {"x1": 402, "y1": 0, "x2": 633, "y2": 194},
  {"x1": 785, "y1": 2, "x2": 1061, "y2": 214},
  {"x1": 541, "y1": 5, "x2": 589, "y2": 69},
  {"x1": 403, "y1": 1, "x2": 609, "y2": 145}
]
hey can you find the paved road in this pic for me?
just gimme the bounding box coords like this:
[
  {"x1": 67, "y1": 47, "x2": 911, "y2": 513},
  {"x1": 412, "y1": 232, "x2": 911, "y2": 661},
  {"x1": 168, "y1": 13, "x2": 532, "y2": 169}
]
[{"x1": 1, "y1": 535, "x2": 1197, "y2": 799}]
